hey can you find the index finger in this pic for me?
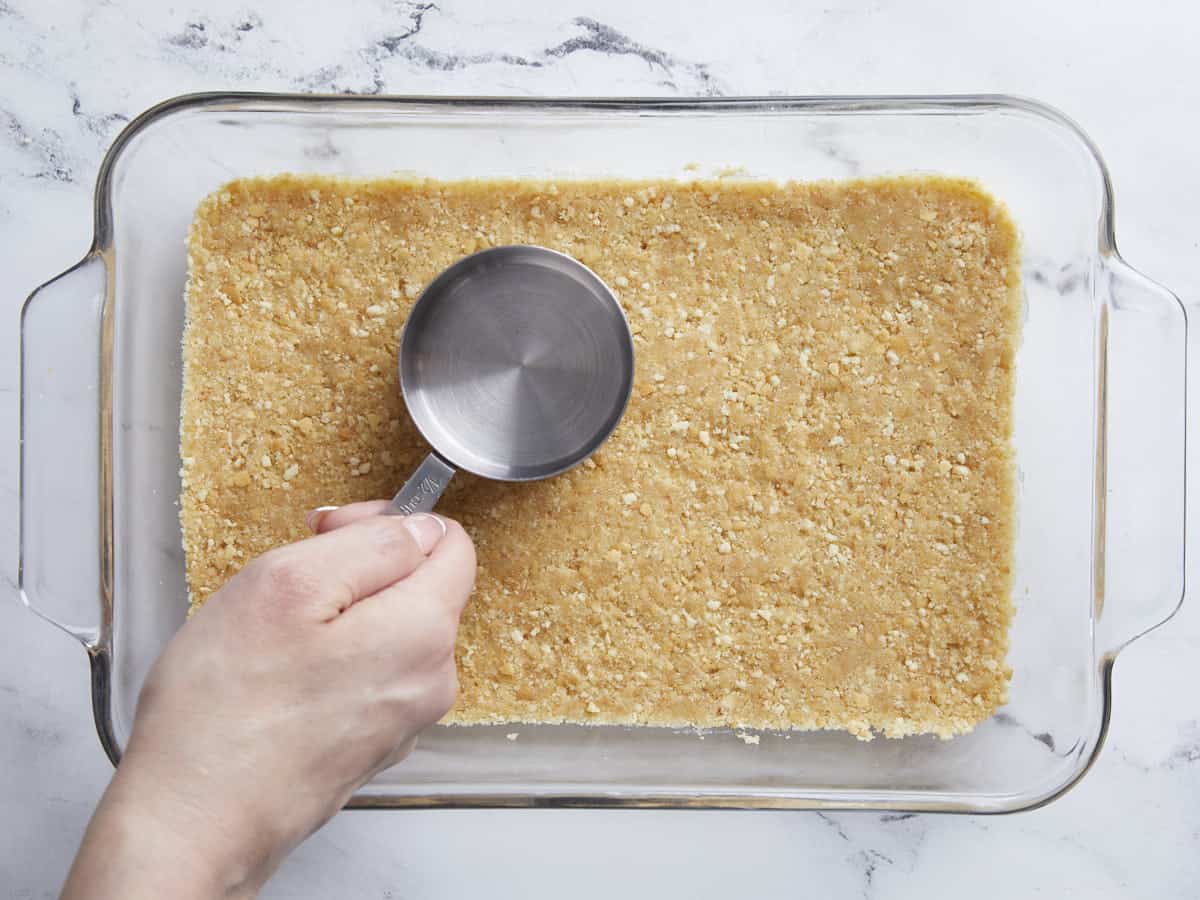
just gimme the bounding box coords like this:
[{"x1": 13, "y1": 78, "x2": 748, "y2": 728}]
[
  {"x1": 306, "y1": 500, "x2": 392, "y2": 534},
  {"x1": 244, "y1": 514, "x2": 445, "y2": 620}
]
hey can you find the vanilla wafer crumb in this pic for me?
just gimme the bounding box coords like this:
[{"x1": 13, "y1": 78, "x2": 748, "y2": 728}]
[{"x1": 180, "y1": 174, "x2": 1020, "y2": 740}]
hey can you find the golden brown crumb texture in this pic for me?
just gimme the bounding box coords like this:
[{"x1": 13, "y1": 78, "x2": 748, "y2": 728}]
[{"x1": 181, "y1": 174, "x2": 1020, "y2": 739}]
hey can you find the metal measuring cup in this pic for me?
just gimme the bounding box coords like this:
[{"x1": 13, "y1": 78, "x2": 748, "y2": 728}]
[{"x1": 387, "y1": 246, "x2": 635, "y2": 515}]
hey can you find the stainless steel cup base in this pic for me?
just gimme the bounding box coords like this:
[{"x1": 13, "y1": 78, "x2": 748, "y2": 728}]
[{"x1": 389, "y1": 246, "x2": 634, "y2": 515}]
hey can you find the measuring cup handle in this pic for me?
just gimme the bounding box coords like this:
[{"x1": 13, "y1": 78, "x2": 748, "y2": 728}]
[{"x1": 388, "y1": 453, "x2": 456, "y2": 516}]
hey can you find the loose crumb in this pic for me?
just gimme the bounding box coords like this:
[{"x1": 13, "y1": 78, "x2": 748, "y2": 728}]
[{"x1": 180, "y1": 174, "x2": 1020, "y2": 740}]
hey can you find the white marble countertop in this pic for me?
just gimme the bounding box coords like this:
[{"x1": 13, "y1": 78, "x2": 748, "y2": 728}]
[{"x1": 3, "y1": 1, "x2": 1198, "y2": 897}]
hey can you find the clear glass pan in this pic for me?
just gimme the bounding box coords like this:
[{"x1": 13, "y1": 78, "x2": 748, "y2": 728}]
[{"x1": 19, "y1": 94, "x2": 1188, "y2": 812}]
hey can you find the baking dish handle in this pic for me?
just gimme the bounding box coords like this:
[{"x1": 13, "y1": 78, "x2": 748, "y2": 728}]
[
  {"x1": 1097, "y1": 256, "x2": 1189, "y2": 657},
  {"x1": 18, "y1": 254, "x2": 109, "y2": 648}
]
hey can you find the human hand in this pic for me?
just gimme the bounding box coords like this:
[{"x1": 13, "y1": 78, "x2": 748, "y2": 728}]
[{"x1": 62, "y1": 503, "x2": 475, "y2": 899}]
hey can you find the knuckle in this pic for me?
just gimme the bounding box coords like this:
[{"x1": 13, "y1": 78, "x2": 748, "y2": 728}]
[
  {"x1": 423, "y1": 603, "x2": 462, "y2": 659},
  {"x1": 440, "y1": 613, "x2": 463, "y2": 655},
  {"x1": 431, "y1": 637, "x2": 457, "y2": 669},
  {"x1": 425, "y1": 665, "x2": 459, "y2": 719},
  {"x1": 448, "y1": 520, "x2": 477, "y2": 566},
  {"x1": 251, "y1": 549, "x2": 318, "y2": 602},
  {"x1": 386, "y1": 736, "x2": 418, "y2": 768}
]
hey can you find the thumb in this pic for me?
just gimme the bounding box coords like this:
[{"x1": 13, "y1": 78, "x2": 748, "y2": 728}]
[{"x1": 341, "y1": 517, "x2": 477, "y2": 630}]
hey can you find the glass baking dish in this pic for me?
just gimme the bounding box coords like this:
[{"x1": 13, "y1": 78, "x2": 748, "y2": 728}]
[{"x1": 19, "y1": 93, "x2": 1189, "y2": 812}]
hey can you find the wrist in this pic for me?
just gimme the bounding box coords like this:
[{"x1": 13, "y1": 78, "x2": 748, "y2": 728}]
[{"x1": 64, "y1": 755, "x2": 275, "y2": 900}]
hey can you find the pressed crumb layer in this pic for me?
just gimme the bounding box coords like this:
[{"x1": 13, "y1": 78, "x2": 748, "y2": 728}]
[{"x1": 181, "y1": 174, "x2": 1020, "y2": 739}]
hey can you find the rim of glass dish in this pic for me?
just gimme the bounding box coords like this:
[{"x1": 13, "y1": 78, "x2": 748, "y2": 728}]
[{"x1": 76, "y1": 92, "x2": 1123, "y2": 813}]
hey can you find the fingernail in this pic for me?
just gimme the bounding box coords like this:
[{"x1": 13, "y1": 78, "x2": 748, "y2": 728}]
[
  {"x1": 402, "y1": 513, "x2": 447, "y2": 555},
  {"x1": 305, "y1": 505, "x2": 339, "y2": 533}
]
